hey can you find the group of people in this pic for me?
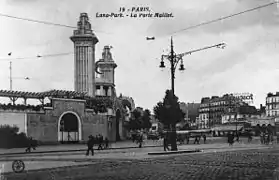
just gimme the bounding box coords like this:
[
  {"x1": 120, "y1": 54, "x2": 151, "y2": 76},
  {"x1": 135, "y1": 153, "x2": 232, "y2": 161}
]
[
  {"x1": 177, "y1": 134, "x2": 207, "y2": 145},
  {"x1": 163, "y1": 133, "x2": 207, "y2": 151},
  {"x1": 132, "y1": 133, "x2": 144, "y2": 148},
  {"x1": 227, "y1": 131, "x2": 257, "y2": 146},
  {"x1": 86, "y1": 134, "x2": 109, "y2": 156},
  {"x1": 25, "y1": 137, "x2": 38, "y2": 153},
  {"x1": 260, "y1": 132, "x2": 274, "y2": 145}
]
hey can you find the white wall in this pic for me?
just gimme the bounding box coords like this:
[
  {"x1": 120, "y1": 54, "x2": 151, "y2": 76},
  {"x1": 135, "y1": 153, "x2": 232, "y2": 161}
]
[{"x1": 0, "y1": 112, "x2": 26, "y2": 134}]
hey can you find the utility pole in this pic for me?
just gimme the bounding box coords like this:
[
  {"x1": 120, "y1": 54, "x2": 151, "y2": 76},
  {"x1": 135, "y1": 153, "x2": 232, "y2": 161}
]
[
  {"x1": 9, "y1": 61, "x2": 12, "y2": 91},
  {"x1": 160, "y1": 38, "x2": 226, "y2": 151}
]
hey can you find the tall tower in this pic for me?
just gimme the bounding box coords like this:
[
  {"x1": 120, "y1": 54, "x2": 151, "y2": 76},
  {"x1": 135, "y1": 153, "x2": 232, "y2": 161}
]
[
  {"x1": 70, "y1": 13, "x2": 98, "y2": 97},
  {"x1": 95, "y1": 46, "x2": 117, "y2": 97}
]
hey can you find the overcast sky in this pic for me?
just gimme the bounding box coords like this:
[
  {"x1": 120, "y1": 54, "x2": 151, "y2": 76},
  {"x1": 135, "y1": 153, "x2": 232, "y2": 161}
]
[{"x1": 0, "y1": 0, "x2": 278, "y2": 110}]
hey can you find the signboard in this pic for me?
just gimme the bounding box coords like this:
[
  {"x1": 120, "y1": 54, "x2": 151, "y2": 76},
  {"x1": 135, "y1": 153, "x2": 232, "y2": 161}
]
[{"x1": 230, "y1": 93, "x2": 254, "y2": 105}]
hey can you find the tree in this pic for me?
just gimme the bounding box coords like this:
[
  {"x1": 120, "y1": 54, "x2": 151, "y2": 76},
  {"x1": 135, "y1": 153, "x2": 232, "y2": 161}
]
[
  {"x1": 127, "y1": 109, "x2": 142, "y2": 130},
  {"x1": 154, "y1": 90, "x2": 185, "y2": 128},
  {"x1": 126, "y1": 108, "x2": 152, "y2": 131},
  {"x1": 121, "y1": 99, "x2": 132, "y2": 111},
  {"x1": 153, "y1": 90, "x2": 185, "y2": 151},
  {"x1": 142, "y1": 109, "x2": 152, "y2": 130}
]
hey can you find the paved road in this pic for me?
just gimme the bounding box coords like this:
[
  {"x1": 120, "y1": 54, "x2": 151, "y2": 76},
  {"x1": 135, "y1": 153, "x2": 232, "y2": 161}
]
[{"x1": 2, "y1": 144, "x2": 277, "y2": 180}]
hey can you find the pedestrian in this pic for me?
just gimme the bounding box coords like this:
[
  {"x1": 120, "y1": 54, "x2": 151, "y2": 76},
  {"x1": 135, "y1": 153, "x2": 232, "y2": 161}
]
[
  {"x1": 163, "y1": 134, "x2": 170, "y2": 151},
  {"x1": 98, "y1": 134, "x2": 104, "y2": 150},
  {"x1": 197, "y1": 135, "x2": 201, "y2": 144},
  {"x1": 186, "y1": 134, "x2": 190, "y2": 144},
  {"x1": 228, "y1": 132, "x2": 234, "y2": 146},
  {"x1": 25, "y1": 137, "x2": 35, "y2": 153},
  {"x1": 260, "y1": 132, "x2": 263, "y2": 144},
  {"x1": 104, "y1": 137, "x2": 109, "y2": 149},
  {"x1": 203, "y1": 134, "x2": 206, "y2": 144},
  {"x1": 247, "y1": 132, "x2": 252, "y2": 143},
  {"x1": 86, "y1": 135, "x2": 94, "y2": 156},
  {"x1": 235, "y1": 132, "x2": 239, "y2": 143},
  {"x1": 266, "y1": 133, "x2": 270, "y2": 145},
  {"x1": 194, "y1": 135, "x2": 199, "y2": 144},
  {"x1": 138, "y1": 133, "x2": 143, "y2": 148}
]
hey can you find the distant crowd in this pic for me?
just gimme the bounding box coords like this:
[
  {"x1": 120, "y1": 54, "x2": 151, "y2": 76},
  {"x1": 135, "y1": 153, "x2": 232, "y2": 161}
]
[{"x1": 86, "y1": 134, "x2": 109, "y2": 156}]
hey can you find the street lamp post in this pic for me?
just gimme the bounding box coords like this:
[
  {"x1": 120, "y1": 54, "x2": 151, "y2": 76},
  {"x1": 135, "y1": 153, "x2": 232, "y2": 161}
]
[
  {"x1": 160, "y1": 37, "x2": 185, "y2": 151},
  {"x1": 159, "y1": 38, "x2": 226, "y2": 151},
  {"x1": 161, "y1": 40, "x2": 226, "y2": 122},
  {"x1": 160, "y1": 37, "x2": 185, "y2": 96}
]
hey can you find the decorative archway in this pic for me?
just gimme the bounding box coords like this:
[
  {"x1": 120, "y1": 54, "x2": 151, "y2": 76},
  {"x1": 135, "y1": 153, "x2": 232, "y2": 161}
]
[
  {"x1": 116, "y1": 109, "x2": 121, "y2": 141},
  {"x1": 58, "y1": 111, "x2": 82, "y2": 143}
]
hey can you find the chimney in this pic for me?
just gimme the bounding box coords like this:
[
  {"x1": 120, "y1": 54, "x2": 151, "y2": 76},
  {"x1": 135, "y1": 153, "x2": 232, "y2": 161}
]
[{"x1": 260, "y1": 104, "x2": 263, "y2": 109}]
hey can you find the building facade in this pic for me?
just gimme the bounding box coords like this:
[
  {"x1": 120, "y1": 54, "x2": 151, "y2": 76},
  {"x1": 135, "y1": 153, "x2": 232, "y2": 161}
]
[
  {"x1": 198, "y1": 94, "x2": 248, "y2": 129},
  {"x1": 266, "y1": 92, "x2": 279, "y2": 117},
  {"x1": 221, "y1": 105, "x2": 259, "y2": 124}
]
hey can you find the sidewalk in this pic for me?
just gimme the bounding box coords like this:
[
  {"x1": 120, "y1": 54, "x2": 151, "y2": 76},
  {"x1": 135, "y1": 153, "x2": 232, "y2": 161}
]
[
  {"x1": 0, "y1": 136, "x2": 265, "y2": 155},
  {"x1": 0, "y1": 140, "x2": 157, "y2": 155},
  {"x1": 0, "y1": 143, "x2": 272, "y2": 174}
]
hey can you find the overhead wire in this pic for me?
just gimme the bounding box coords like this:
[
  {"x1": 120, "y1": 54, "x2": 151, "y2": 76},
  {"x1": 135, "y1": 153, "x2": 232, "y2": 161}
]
[
  {"x1": 0, "y1": 52, "x2": 74, "y2": 61},
  {"x1": 0, "y1": 13, "x2": 113, "y2": 34},
  {"x1": 0, "y1": 2, "x2": 277, "y2": 60},
  {"x1": 169, "y1": 1, "x2": 277, "y2": 36}
]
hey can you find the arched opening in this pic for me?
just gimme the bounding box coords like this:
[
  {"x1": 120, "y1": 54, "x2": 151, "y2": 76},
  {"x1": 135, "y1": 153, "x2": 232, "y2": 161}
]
[
  {"x1": 58, "y1": 111, "x2": 81, "y2": 144},
  {"x1": 116, "y1": 109, "x2": 121, "y2": 141}
]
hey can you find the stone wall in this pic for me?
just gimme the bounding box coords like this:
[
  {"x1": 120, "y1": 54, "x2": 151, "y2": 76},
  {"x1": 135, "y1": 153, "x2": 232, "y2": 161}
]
[
  {"x1": 26, "y1": 98, "x2": 118, "y2": 143},
  {"x1": 27, "y1": 109, "x2": 57, "y2": 143}
]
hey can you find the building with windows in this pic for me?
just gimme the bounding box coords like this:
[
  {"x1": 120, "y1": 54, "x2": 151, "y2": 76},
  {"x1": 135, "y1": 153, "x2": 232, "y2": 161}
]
[
  {"x1": 198, "y1": 94, "x2": 248, "y2": 129},
  {"x1": 266, "y1": 92, "x2": 279, "y2": 117},
  {"x1": 221, "y1": 105, "x2": 259, "y2": 124}
]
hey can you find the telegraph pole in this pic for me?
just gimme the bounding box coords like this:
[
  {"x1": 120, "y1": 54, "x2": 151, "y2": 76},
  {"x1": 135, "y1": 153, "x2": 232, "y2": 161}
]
[{"x1": 9, "y1": 61, "x2": 12, "y2": 91}]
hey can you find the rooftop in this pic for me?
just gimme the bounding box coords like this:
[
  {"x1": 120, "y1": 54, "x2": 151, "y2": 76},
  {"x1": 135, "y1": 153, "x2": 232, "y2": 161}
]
[{"x1": 0, "y1": 89, "x2": 87, "y2": 99}]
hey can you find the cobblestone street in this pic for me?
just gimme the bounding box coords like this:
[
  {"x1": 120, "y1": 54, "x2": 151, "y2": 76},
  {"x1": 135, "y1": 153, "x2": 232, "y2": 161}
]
[{"x1": 4, "y1": 146, "x2": 278, "y2": 180}]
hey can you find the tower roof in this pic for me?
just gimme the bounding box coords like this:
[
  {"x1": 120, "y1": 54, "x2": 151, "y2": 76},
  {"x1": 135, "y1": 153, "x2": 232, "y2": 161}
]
[{"x1": 70, "y1": 13, "x2": 98, "y2": 44}]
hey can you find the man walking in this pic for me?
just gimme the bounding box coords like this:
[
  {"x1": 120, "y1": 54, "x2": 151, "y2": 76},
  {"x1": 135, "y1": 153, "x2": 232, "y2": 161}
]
[
  {"x1": 86, "y1": 135, "x2": 94, "y2": 156},
  {"x1": 203, "y1": 134, "x2": 207, "y2": 144},
  {"x1": 163, "y1": 134, "x2": 170, "y2": 151},
  {"x1": 138, "y1": 133, "x2": 143, "y2": 148}
]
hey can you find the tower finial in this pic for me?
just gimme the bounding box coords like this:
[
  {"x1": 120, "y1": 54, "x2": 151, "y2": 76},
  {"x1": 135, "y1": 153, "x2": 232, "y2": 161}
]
[{"x1": 102, "y1": 45, "x2": 113, "y2": 61}]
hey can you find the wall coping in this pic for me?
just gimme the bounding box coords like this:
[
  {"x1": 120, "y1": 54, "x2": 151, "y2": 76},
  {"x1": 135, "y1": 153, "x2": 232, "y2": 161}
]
[
  {"x1": 0, "y1": 109, "x2": 45, "y2": 114},
  {"x1": 51, "y1": 98, "x2": 86, "y2": 103}
]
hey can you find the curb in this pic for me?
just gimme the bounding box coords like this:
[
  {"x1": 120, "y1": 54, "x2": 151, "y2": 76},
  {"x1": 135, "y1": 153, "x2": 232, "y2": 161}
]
[{"x1": 148, "y1": 149, "x2": 202, "y2": 155}]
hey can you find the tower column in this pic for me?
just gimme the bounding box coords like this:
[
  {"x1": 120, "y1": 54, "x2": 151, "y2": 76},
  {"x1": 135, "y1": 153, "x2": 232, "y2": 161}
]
[{"x1": 70, "y1": 13, "x2": 98, "y2": 96}]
